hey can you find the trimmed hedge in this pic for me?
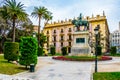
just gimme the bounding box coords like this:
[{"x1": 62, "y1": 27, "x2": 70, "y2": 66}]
[
  {"x1": 38, "y1": 46, "x2": 43, "y2": 56},
  {"x1": 97, "y1": 46, "x2": 102, "y2": 55},
  {"x1": 4, "y1": 42, "x2": 19, "y2": 62},
  {"x1": 19, "y1": 37, "x2": 38, "y2": 68},
  {"x1": 50, "y1": 46, "x2": 56, "y2": 55},
  {"x1": 61, "y1": 47, "x2": 67, "y2": 56},
  {"x1": 110, "y1": 46, "x2": 116, "y2": 55}
]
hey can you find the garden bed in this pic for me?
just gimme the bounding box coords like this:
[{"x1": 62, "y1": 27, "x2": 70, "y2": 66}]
[{"x1": 52, "y1": 56, "x2": 112, "y2": 61}]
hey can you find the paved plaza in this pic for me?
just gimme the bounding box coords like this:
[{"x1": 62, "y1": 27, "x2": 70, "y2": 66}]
[{"x1": 1, "y1": 57, "x2": 120, "y2": 80}]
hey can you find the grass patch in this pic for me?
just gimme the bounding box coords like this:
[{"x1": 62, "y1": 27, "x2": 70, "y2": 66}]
[
  {"x1": 0, "y1": 55, "x2": 27, "y2": 75},
  {"x1": 110, "y1": 53, "x2": 120, "y2": 57},
  {"x1": 93, "y1": 72, "x2": 120, "y2": 80}
]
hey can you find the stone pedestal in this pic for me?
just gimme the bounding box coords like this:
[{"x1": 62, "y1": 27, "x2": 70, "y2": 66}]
[{"x1": 70, "y1": 31, "x2": 91, "y2": 56}]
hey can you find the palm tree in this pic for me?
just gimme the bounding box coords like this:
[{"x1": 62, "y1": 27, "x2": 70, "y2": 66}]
[
  {"x1": 44, "y1": 12, "x2": 53, "y2": 26},
  {"x1": 31, "y1": 6, "x2": 49, "y2": 46},
  {"x1": 4, "y1": 0, "x2": 28, "y2": 42},
  {"x1": 0, "y1": 6, "x2": 10, "y2": 35},
  {"x1": 31, "y1": 6, "x2": 52, "y2": 46}
]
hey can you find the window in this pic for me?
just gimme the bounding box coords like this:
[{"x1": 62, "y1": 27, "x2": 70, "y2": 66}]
[
  {"x1": 61, "y1": 36, "x2": 63, "y2": 40},
  {"x1": 61, "y1": 42, "x2": 63, "y2": 47},
  {"x1": 69, "y1": 35, "x2": 72, "y2": 40},
  {"x1": 61, "y1": 29, "x2": 63, "y2": 33},
  {"x1": 54, "y1": 30, "x2": 56, "y2": 33},
  {"x1": 47, "y1": 37, "x2": 49, "y2": 41},
  {"x1": 68, "y1": 28, "x2": 71, "y2": 32},
  {"x1": 69, "y1": 42, "x2": 71, "y2": 46},
  {"x1": 47, "y1": 31, "x2": 49, "y2": 34},
  {"x1": 47, "y1": 43, "x2": 49, "y2": 47},
  {"x1": 54, "y1": 43, "x2": 56, "y2": 47},
  {"x1": 76, "y1": 38, "x2": 85, "y2": 43},
  {"x1": 54, "y1": 36, "x2": 56, "y2": 41}
]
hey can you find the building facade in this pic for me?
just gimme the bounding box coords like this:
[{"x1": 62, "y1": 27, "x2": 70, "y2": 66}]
[
  {"x1": 110, "y1": 22, "x2": 120, "y2": 53},
  {"x1": 43, "y1": 12, "x2": 110, "y2": 53}
]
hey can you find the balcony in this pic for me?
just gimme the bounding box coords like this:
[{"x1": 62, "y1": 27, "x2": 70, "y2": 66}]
[
  {"x1": 52, "y1": 34, "x2": 57, "y2": 36},
  {"x1": 59, "y1": 39, "x2": 64, "y2": 42},
  {"x1": 60, "y1": 32, "x2": 64, "y2": 35},
  {"x1": 52, "y1": 39, "x2": 57, "y2": 42},
  {"x1": 46, "y1": 34, "x2": 50, "y2": 37},
  {"x1": 67, "y1": 38, "x2": 72, "y2": 41}
]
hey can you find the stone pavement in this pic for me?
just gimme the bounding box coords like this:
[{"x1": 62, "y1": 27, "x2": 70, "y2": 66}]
[
  {"x1": 14, "y1": 57, "x2": 93, "y2": 80},
  {"x1": 1, "y1": 57, "x2": 120, "y2": 80}
]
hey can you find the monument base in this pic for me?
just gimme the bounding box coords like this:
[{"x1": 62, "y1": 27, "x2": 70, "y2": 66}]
[{"x1": 70, "y1": 31, "x2": 93, "y2": 56}]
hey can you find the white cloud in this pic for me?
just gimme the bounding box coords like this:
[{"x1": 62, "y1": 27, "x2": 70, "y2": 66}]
[{"x1": 16, "y1": 0, "x2": 120, "y2": 32}]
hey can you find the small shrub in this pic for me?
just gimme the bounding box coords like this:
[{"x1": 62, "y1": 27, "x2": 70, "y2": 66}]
[
  {"x1": 19, "y1": 37, "x2": 38, "y2": 68},
  {"x1": 4, "y1": 42, "x2": 19, "y2": 62},
  {"x1": 61, "y1": 47, "x2": 67, "y2": 56},
  {"x1": 50, "y1": 46, "x2": 56, "y2": 55},
  {"x1": 38, "y1": 46, "x2": 43, "y2": 56},
  {"x1": 97, "y1": 46, "x2": 102, "y2": 55},
  {"x1": 110, "y1": 46, "x2": 116, "y2": 55}
]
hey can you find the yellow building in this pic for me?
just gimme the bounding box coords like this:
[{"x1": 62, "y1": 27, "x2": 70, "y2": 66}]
[{"x1": 43, "y1": 12, "x2": 110, "y2": 53}]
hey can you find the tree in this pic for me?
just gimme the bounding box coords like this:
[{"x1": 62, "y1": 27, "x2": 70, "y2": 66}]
[
  {"x1": 31, "y1": 6, "x2": 52, "y2": 47},
  {"x1": 4, "y1": 0, "x2": 28, "y2": 42},
  {"x1": 4, "y1": 42, "x2": 19, "y2": 62},
  {"x1": 110, "y1": 46, "x2": 116, "y2": 55},
  {"x1": 44, "y1": 12, "x2": 53, "y2": 26},
  {"x1": 37, "y1": 33, "x2": 47, "y2": 47},
  {"x1": 19, "y1": 37, "x2": 38, "y2": 69},
  {"x1": 7, "y1": 23, "x2": 34, "y2": 42},
  {"x1": 0, "y1": 6, "x2": 11, "y2": 53}
]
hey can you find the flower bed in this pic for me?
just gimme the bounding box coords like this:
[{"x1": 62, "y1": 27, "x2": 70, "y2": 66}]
[
  {"x1": 52, "y1": 56, "x2": 112, "y2": 61},
  {"x1": 100, "y1": 56, "x2": 112, "y2": 60}
]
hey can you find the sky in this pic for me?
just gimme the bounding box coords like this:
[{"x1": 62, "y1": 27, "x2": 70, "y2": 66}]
[{"x1": 2, "y1": 0, "x2": 120, "y2": 32}]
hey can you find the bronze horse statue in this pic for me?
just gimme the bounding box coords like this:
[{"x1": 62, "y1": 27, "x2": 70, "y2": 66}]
[{"x1": 72, "y1": 13, "x2": 89, "y2": 31}]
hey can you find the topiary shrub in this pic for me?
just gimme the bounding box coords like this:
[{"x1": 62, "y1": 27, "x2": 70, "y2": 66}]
[
  {"x1": 110, "y1": 46, "x2": 116, "y2": 55},
  {"x1": 50, "y1": 46, "x2": 56, "y2": 55},
  {"x1": 61, "y1": 47, "x2": 67, "y2": 56},
  {"x1": 97, "y1": 46, "x2": 102, "y2": 55},
  {"x1": 4, "y1": 42, "x2": 19, "y2": 62},
  {"x1": 38, "y1": 46, "x2": 43, "y2": 56},
  {"x1": 19, "y1": 37, "x2": 38, "y2": 68}
]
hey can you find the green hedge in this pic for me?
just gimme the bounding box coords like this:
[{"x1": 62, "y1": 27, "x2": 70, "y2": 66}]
[
  {"x1": 97, "y1": 46, "x2": 102, "y2": 55},
  {"x1": 50, "y1": 46, "x2": 56, "y2": 55},
  {"x1": 61, "y1": 47, "x2": 67, "y2": 56},
  {"x1": 110, "y1": 46, "x2": 116, "y2": 55},
  {"x1": 19, "y1": 37, "x2": 38, "y2": 68},
  {"x1": 4, "y1": 42, "x2": 19, "y2": 62},
  {"x1": 38, "y1": 46, "x2": 43, "y2": 56}
]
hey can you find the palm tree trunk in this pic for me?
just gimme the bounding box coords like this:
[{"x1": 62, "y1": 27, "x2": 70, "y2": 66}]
[
  {"x1": 12, "y1": 18, "x2": 15, "y2": 42},
  {"x1": 38, "y1": 16, "x2": 41, "y2": 47}
]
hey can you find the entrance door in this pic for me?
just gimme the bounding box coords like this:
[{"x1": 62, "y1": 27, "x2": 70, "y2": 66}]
[{"x1": 68, "y1": 47, "x2": 71, "y2": 53}]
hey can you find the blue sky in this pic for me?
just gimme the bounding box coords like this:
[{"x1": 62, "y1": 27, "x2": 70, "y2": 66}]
[{"x1": 16, "y1": 0, "x2": 120, "y2": 32}]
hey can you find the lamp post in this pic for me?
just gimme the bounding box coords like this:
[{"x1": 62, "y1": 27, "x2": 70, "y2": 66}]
[
  {"x1": 94, "y1": 26, "x2": 99, "y2": 73},
  {"x1": 33, "y1": 32, "x2": 36, "y2": 38}
]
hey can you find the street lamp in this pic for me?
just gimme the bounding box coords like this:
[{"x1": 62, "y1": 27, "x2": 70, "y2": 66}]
[
  {"x1": 94, "y1": 25, "x2": 100, "y2": 73},
  {"x1": 33, "y1": 32, "x2": 36, "y2": 37}
]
